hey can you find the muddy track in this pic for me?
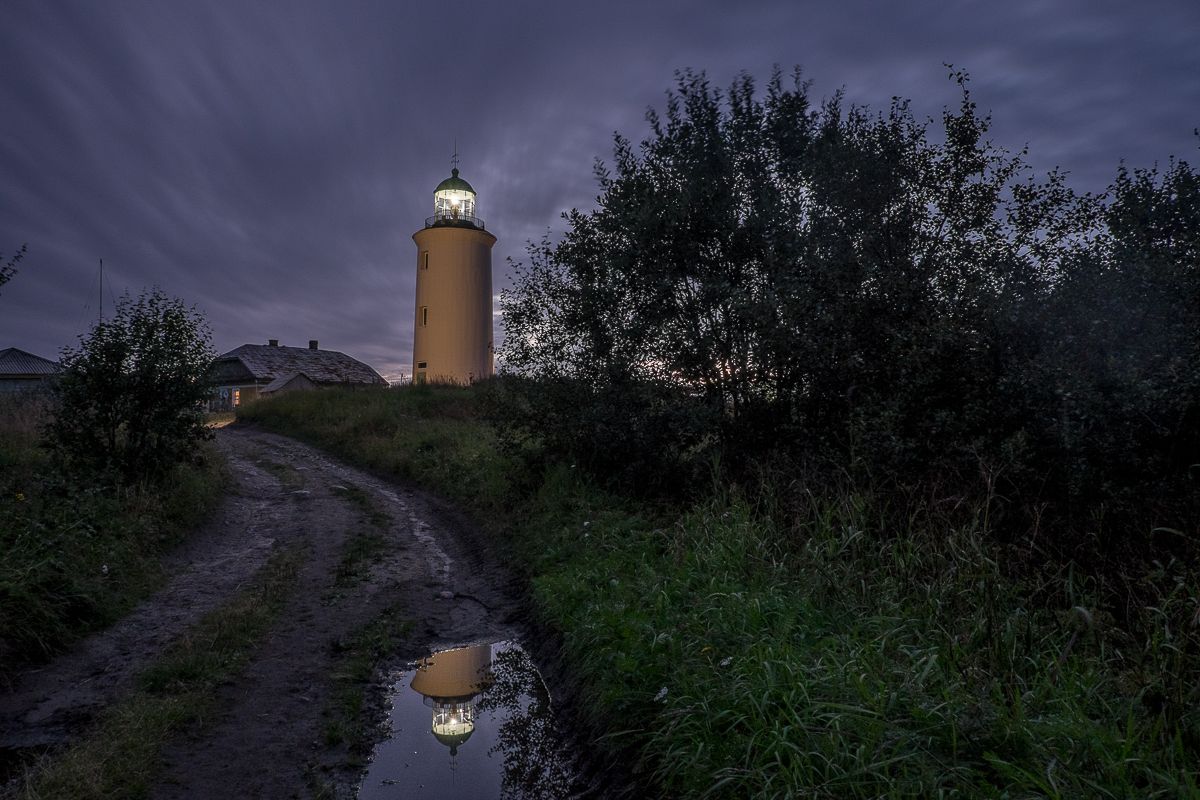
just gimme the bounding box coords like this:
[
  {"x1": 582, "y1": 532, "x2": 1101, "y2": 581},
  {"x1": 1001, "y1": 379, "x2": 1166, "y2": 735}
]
[{"x1": 0, "y1": 425, "x2": 529, "y2": 798}]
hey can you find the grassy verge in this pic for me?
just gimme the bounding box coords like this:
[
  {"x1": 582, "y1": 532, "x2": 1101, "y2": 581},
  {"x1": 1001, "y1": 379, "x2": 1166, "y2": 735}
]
[
  {"x1": 321, "y1": 606, "x2": 412, "y2": 758},
  {"x1": 0, "y1": 394, "x2": 227, "y2": 672},
  {"x1": 327, "y1": 483, "x2": 389, "y2": 597},
  {"x1": 9, "y1": 543, "x2": 307, "y2": 800},
  {"x1": 239, "y1": 386, "x2": 1200, "y2": 798},
  {"x1": 237, "y1": 384, "x2": 510, "y2": 515}
]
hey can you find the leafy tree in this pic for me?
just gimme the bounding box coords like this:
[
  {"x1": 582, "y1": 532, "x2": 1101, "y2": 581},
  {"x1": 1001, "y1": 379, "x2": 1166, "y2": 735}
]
[
  {"x1": 501, "y1": 68, "x2": 1089, "y2": 491},
  {"x1": 1034, "y1": 158, "x2": 1200, "y2": 521},
  {"x1": 0, "y1": 244, "x2": 26, "y2": 295},
  {"x1": 499, "y1": 66, "x2": 1199, "y2": 559},
  {"x1": 46, "y1": 289, "x2": 216, "y2": 481}
]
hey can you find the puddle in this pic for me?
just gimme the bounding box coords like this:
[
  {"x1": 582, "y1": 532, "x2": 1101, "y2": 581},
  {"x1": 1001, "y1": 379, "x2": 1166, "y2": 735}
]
[{"x1": 358, "y1": 641, "x2": 579, "y2": 799}]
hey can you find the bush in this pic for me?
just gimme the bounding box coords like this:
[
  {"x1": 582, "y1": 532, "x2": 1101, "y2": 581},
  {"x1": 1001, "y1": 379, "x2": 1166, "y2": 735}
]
[
  {"x1": 45, "y1": 289, "x2": 216, "y2": 482},
  {"x1": 499, "y1": 67, "x2": 1200, "y2": 564}
]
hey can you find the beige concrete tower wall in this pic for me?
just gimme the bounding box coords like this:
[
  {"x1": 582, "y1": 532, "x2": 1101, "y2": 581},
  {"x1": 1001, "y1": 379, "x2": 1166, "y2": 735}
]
[{"x1": 411, "y1": 225, "x2": 496, "y2": 384}]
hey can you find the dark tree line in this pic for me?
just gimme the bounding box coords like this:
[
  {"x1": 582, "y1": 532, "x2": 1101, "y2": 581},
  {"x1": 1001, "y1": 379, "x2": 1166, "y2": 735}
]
[{"x1": 498, "y1": 68, "x2": 1199, "y2": 562}]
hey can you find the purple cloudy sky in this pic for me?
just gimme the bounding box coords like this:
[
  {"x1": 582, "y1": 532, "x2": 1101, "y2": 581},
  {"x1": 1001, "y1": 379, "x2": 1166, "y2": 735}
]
[{"x1": 2, "y1": 0, "x2": 1197, "y2": 380}]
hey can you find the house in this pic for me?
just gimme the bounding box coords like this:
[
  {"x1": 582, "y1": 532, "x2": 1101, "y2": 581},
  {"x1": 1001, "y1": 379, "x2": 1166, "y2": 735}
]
[
  {"x1": 0, "y1": 347, "x2": 61, "y2": 393},
  {"x1": 208, "y1": 339, "x2": 386, "y2": 410}
]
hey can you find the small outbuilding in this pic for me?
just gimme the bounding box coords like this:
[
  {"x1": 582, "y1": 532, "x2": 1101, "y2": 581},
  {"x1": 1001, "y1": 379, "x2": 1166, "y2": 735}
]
[
  {"x1": 260, "y1": 371, "x2": 318, "y2": 396},
  {"x1": 0, "y1": 347, "x2": 61, "y2": 393},
  {"x1": 209, "y1": 339, "x2": 386, "y2": 410}
]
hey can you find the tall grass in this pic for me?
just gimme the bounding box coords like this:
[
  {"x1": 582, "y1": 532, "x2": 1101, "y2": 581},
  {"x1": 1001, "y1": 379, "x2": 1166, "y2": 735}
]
[
  {"x1": 236, "y1": 384, "x2": 514, "y2": 514},
  {"x1": 11, "y1": 543, "x2": 307, "y2": 800},
  {"x1": 0, "y1": 393, "x2": 227, "y2": 671},
  {"x1": 242, "y1": 385, "x2": 1200, "y2": 798}
]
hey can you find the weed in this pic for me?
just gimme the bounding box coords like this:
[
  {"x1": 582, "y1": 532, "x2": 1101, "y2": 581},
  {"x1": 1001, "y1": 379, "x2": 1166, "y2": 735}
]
[
  {"x1": 243, "y1": 386, "x2": 1200, "y2": 799},
  {"x1": 0, "y1": 392, "x2": 226, "y2": 671},
  {"x1": 322, "y1": 606, "x2": 411, "y2": 763},
  {"x1": 9, "y1": 543, "x2": 307, "y2": 799}
]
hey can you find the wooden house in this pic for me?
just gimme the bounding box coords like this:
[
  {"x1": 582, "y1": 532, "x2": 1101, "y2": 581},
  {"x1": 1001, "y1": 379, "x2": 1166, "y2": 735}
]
[
  {"x1": 0, "y1": 347, "x2": 61, "y2": 393},
  {"x1": 208, "y1": 339, "x2": 386, "y2": 410}
]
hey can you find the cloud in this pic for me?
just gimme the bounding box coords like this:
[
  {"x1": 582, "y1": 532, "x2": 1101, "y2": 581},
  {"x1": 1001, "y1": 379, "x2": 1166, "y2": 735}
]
[{"x1": 2, "y1": 0, "x2": 1197, "y2": 377}]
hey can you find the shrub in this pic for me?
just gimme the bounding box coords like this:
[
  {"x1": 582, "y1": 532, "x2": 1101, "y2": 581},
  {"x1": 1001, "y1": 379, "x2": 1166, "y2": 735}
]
[{"x1": 44, "y1": 289, "x2": 216, "y2": 482}]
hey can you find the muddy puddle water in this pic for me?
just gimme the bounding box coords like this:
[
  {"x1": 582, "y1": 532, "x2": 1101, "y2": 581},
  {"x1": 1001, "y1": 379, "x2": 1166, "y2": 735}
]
[{"x1": 358, "y1": 641, "x2": 579, "y2": 799}]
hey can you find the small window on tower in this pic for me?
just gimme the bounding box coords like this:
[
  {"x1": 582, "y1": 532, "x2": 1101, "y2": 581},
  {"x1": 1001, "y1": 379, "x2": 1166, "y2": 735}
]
[
  {"x1": 416, "y1": 361, "x2": 427, "y2": 369},
  {"x1": 421, "y1": 251, "x2": 429, "y2": 270},
  {"x1": 420, "y1": 306, "x2": 428, "y2": 326}
]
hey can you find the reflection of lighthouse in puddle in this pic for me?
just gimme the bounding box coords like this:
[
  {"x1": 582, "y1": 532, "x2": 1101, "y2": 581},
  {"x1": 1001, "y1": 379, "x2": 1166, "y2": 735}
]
[{"x1": 409, "y1": 643, "x2": 493, "y2": 760}]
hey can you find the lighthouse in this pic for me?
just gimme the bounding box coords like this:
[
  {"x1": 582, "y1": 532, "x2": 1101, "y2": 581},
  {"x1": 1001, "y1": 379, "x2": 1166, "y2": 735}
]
[
  {"x1": 411, "y1": 160, "x2": 496, "y2": 384},
  {"x1": 409, "y1": 643, "x2": 493, "y2": 758}
]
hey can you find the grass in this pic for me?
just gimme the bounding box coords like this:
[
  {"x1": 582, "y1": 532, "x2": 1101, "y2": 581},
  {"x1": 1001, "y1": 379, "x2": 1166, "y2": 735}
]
[
  {"x1": 321, "y1": 605, "x2": 412, "y2": 758},
  {"x1": 9, "y1": 542, "x2": 307, "y2": 800},
  {"x1": 237, "y1": 384, "x2": 512, "y2": 515},
  {"x1": 241, "y1": 385, "x2": 1200, "y2": 798},
  {"x1": 253, "y1": 456, "x2": 305, "y2": 489},
  {"x1": 0, "y1": 393, "x2": 227, "y2": 672},
  {"x1": 328, "y1": 483, "x2": 389, "y2": 594}
]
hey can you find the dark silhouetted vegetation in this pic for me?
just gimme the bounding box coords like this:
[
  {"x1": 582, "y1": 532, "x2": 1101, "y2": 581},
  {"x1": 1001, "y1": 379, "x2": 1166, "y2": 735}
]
[
  {"x1": 0, "y1": 393, "x2": 224, "y2": 672},
  {"x1": 499, "y1": 68, "x2": 1199, "y2": 571},
  {"x1": 46, "y1": 289, "x2": 217, "y2": 482},
  {"x1": 486, "y1": 67, "x2": 1200, "y2": 796},
  {"x1": 0, "y1": 243, "x2": 26, "y2": 295},
  {"x1": 1, "y1": 290, "x2": 224, "y2": 673}
]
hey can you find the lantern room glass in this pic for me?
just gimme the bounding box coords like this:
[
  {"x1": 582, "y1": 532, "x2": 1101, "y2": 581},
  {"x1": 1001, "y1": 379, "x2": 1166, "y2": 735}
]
[{"x1": 434, "y1": 188, "x2": 475, "y2": 221}]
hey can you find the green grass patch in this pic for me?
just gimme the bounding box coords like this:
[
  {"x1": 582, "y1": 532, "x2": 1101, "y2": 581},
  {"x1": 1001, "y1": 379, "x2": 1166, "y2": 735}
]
[
  {"x1": 321, "y1": 606, "x2": 412, "y2": 760},
  {"x1": 237, "y1": 385, "x2": 514, "y2": 517},
  {"x1": 0, "y1": 394, "x2": 227, "y2": 671},
  {"x1": 253, "y1": 457, "x2": 305, "y2": 490},
  {"x1": 240, "y1": 385, "x2": 1200, "y2": 798},
  {"x1": 327, "y1": 483, "x2": 389, "y2": 599},
  {"x1": 10, "y1": 542, "x2": 307, "y2": 800}
]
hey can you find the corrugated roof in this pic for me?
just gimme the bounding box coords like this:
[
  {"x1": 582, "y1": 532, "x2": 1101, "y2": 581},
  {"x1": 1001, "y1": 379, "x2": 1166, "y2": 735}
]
[
  {"x1": 214, "y1": 344, "x2": 386, "y2": 386},
  {"x1": 0, "y1": 347, "x2": 61, "y2": 377}
]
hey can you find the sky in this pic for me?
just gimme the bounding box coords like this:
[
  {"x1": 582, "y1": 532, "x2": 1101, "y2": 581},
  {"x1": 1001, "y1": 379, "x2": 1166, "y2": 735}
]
[{"x1": 2, "y1": 0, "x2": 1198, "y2": 382}]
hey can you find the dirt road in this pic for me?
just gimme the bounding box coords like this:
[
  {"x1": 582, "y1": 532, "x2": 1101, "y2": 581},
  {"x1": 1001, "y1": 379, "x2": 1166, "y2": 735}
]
[{"x1": 0, "y1": 425, "x2": 528, "y2": 797}]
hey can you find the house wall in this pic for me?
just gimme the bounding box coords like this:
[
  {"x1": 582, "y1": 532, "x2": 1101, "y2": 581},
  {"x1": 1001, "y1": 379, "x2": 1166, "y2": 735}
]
[
  {"x1": 208, "y1": 384, "x2": 261, "y2": 411},
  {"x1": 0, "y1": 376, "x2": 55, "y2": 393}
]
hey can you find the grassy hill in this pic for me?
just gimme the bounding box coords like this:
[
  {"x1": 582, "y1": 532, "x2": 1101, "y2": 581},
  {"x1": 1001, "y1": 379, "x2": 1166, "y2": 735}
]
[
  {"x1": 239, "y1": 383, "x2": 1199, "y2": 799},
  {"x1": 0, "y1": 394, "x2": 225, "y2": 673}
]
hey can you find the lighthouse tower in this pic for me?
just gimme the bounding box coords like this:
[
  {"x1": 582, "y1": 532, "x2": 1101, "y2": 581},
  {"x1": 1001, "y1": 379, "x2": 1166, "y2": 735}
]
[{"x1": 411, "y1": 160, "x2": 496, "y2": 384}]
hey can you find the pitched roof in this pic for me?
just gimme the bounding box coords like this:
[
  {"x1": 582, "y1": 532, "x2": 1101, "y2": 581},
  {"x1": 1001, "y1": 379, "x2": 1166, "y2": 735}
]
[
  {"x1": 214, "y1": 344, "x2": 386, "y2": 386},
  {"x1": 261, "y1": 371, "x2": 316, "y2": 393},
  {"x1": 0, "y1": 347, "x2": 61, "y2": 377}
]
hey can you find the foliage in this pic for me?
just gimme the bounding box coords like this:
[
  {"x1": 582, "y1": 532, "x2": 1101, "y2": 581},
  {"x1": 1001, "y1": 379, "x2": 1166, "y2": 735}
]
[
  {"x1": 236, "y1": 384, "x2": 517, "y2": 516},
  {"x1": 45, "y1": 289, "x2": 217, "y2": 482},
  {"x1": 498, "y1": 68, "x2": 1200, "y2": 565},
  {"x1": 1032, "y1": 159, "x2": 1200, "y2": 518},
  {"x1": 0, "y1": 391, "x2": 226, "y2": 669},
  {"x1": 11, "y1": 543, "x2": 305, "y2": 800},
  {"x1": 0, "y1": 243, "x2": 26, "y2": 295}
]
